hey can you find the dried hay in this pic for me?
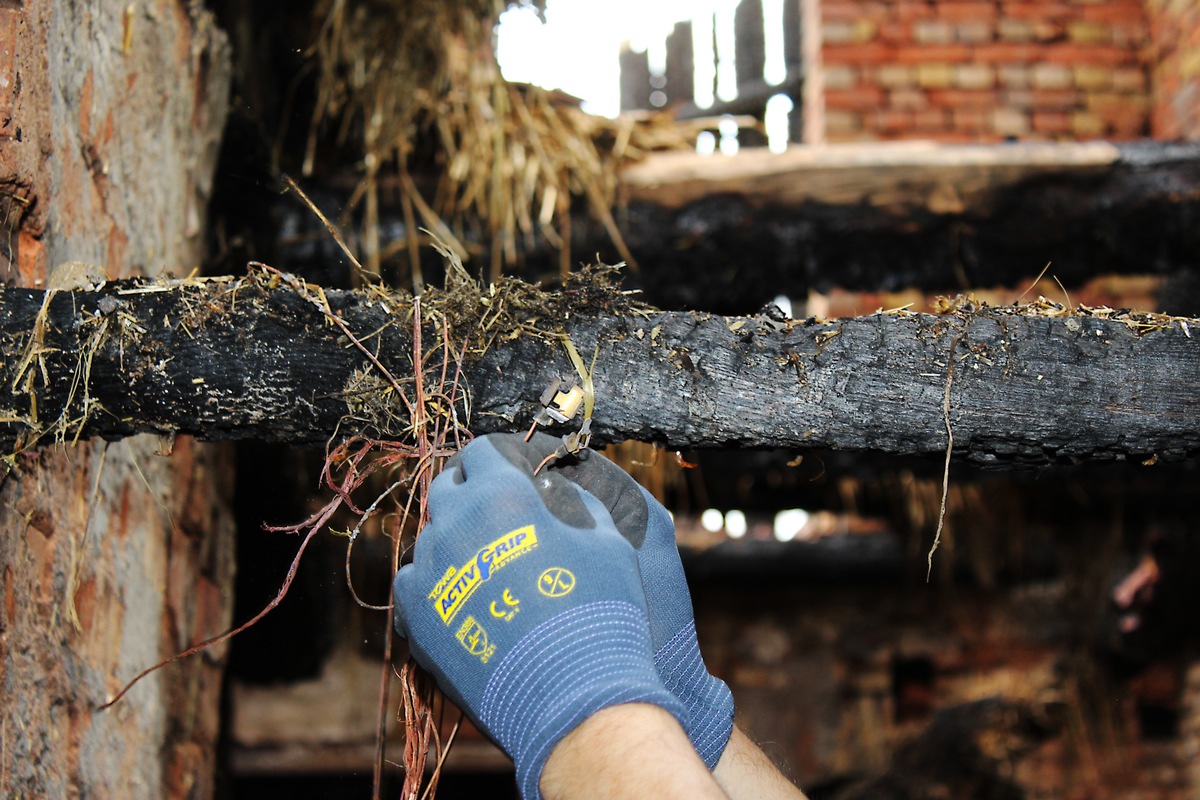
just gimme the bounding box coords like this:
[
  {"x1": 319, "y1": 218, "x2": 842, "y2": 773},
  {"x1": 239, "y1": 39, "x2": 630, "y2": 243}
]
[
  {"x1": 308, "y1": 0, "x2": 702, "y2": 288},
  {"x1": 929, "y1": 292, "x2": 1195, "y2": 337}
]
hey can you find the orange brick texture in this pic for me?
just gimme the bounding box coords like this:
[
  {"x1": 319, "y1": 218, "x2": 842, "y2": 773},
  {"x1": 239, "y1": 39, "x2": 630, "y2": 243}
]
[
  {"x1": 820, "y1": 0, "x2": 1152, "y2": 142},
  {"x1": 1146, "y1": 0, "x2": 1200, "y2": 139}
]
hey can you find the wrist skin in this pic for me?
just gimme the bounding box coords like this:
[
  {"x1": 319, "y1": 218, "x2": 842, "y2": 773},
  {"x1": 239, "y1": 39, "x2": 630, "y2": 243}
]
[
  {"x1": 712, "y1": 726, "x2": 811, "y2": 800},
  {"x1": 540, "y1": 703, "x2": 731, "y2": 800}
]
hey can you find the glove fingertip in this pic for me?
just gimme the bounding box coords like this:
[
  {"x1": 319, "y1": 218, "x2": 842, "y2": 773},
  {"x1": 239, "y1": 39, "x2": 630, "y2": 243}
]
[{"x1": 500, "y1": 430, "x2": 562, "y2": 468}]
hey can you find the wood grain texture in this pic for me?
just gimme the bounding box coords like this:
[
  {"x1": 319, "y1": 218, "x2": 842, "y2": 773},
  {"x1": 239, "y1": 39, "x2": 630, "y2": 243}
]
[{"x1": 0, "y1": 2, "x2": 234, "y2": 798}]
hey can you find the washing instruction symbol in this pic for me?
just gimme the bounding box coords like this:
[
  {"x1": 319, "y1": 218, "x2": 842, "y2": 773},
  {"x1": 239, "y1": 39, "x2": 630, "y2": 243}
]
[
  {"x1": 538, "y1": 567, "x2": 576, "y2": 598},
  {"x1": 489, "y1": 588, "x2": 520, "y2": 621}
]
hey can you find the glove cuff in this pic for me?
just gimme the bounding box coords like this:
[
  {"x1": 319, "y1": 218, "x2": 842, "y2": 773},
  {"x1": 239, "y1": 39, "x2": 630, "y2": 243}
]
[
  {"x1": 480, "y1": 600, "x2": 687, "y2": 800},
  {"x1": 655, "y1": 621, "x2": 735, "y2": 769}
]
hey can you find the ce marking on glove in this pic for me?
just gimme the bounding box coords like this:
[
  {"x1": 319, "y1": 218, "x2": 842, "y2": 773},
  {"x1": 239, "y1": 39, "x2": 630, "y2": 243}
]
[
  {"x1": 489, "y1": 588, "x2": 520, "y2": 622},
  {"x1": 538, "y1": 567, "x2": 576, "y2": 598}
]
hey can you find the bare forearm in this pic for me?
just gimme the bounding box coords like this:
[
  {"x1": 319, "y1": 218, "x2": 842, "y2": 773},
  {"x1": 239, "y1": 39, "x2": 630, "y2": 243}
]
[
  {"x1": 713, "y1": 725, "x2": 810, "y2": 800},
  {"x1": 541, "y1": 703, "x2": 731, "y2": 800}
]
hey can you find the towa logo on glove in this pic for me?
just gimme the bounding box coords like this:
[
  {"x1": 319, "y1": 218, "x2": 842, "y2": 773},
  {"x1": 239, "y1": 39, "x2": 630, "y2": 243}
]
[{"x1": 428, "y1": 524, "x2": 539, "y2": 624}]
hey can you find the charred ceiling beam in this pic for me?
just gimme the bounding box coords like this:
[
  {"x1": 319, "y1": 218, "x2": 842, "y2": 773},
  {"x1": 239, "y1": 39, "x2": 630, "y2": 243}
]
[
  {"x1": 1, "y1": 273, "x2": 1197, "y2": 465},
  {"x1": 261, "y1": 142, "x2": 1200, "y2": 316},
  {"x1": 599, "y1": 140, "x2": 1200, "y2": 314}
]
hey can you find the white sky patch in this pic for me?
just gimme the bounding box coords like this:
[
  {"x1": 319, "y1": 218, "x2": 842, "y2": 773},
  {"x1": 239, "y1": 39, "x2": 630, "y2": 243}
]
[
  {"x1": 497, "y1": 0, "x2": 795, "y2": 157},
  {"x1": 497, "y1": 0, "x2": 738, "y2": 119},
  {"x1": 762, "y1": 0, "x2": 788, "y2": 85},
  {"x1": 765, "y1": 93, "x2": 794, "y2": 153},
  {"x1": 714, "y1": 0, "x2": 739, "y2": 102}
]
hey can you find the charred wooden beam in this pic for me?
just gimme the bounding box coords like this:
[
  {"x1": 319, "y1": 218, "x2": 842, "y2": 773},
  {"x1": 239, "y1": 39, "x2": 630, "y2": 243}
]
[
  {"x1": 261, "y1": 142, "x2": 1200, "y2": 316},
  {"x1": 1, "y1": 274, "x2": 1197, "y2": 465},
  {"x1": 605, "y1": 140, "x2": 1200, "y2": 313},
  {"x1": 250, "y1": 140, "x2": 1200, "y2": 316}
]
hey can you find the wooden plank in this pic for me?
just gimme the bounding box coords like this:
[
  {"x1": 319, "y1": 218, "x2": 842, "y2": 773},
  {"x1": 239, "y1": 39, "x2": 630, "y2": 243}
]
[
  {"x1": 735, "y1": 0, "x2": 766, "y2": 94},
  {"x1": 619, "y1": 45, "x2": 652, "y2": 112},
  {"x1": 620, "y1": 140, "x2": 1127, "y2": 210},
  {"x1": 665, "y1": 20, "x2": 695, "y2": 107},
  {"x1": 784, "y1": 0, "x2": 806, "y2": 145},
  {"x1": 734, "y1": 0, "x2": 768, "y2": 147},
  {"x1": 783, "y1": 0, "x2": 802, "y2": 72},
  {"x1": 592, "y1": 141, "x2": 1200, "y2": 309}
]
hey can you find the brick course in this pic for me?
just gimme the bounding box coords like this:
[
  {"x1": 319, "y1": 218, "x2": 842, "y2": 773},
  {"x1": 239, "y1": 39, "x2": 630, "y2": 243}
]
[
  {"x1": 1145, "y1": 0, "x2": 1200, "y2": 138},
  {"x1": 820, "y1": 0, "x2": 1152, "y2": 142}
]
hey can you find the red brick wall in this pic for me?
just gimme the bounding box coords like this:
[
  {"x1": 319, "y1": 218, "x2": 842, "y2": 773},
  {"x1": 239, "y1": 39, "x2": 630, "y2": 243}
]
[
  {"x1": 819, "y1": 0, "x2": 1152, "y2": 142},
  {"x1": 1146, "y1": 0, "x2": 1200, "y2": 138}
]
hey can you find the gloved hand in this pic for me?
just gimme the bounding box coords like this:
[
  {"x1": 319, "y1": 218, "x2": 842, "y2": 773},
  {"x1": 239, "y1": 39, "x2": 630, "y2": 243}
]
[
  {"x1": 392, "y1": 435, "x2": 685, "y2": 800},
  {"x1": 518, "y1": 433, "x2": 735, "y2": 768}
]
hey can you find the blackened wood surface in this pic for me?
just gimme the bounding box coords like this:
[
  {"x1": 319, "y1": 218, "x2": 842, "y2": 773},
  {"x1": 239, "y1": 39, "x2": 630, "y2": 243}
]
[
  {"x1": 268, "y1": 142, "x2": 1200, "y2": 317},
  {"x1": 608, "y1": 141, "x2": 1200, "y2": 313},
  {"x1": 2, "y1": 277, "x2": 1197, "y2": 465}
]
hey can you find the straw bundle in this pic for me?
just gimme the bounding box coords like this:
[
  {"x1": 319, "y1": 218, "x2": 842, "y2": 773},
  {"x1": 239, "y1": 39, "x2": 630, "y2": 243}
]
[{"x1": 308, "y1": 0, "x2": 701, "y2": 288}]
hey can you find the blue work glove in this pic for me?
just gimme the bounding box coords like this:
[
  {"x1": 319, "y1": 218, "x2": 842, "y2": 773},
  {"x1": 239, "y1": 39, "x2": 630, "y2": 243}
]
[
  {"x1": 392, "y1": 435, "x2": 685, "y2": 800},
  {"x1": 521, "y1": 433, "x2": 735, "y2": 768}
]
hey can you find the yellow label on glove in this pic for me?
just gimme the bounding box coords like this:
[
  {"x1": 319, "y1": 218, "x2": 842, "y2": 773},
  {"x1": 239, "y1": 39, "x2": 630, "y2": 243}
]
[
  {"x1": 431, "y1": 525, "x2": 538, "y2": 624},
  {"x1": 456, "y1": 616, "x2": 497, "y2": 663}
]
